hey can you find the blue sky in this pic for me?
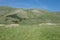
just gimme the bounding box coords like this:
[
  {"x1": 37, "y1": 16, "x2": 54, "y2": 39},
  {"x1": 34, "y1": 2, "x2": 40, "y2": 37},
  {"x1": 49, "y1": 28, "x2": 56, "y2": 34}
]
[{"x1": 0, "y1": 0, "x2": 60, "y2": 11}]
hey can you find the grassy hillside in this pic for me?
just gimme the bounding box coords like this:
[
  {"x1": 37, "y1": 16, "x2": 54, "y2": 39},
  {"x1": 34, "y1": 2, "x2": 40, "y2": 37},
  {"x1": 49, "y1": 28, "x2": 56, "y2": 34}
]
[
  {"x1": 0, "y1": 6, "x2": 60, "y2": 24},
  {"x1": 0, "y1": 6, "x2": 60, "y2": 40}
]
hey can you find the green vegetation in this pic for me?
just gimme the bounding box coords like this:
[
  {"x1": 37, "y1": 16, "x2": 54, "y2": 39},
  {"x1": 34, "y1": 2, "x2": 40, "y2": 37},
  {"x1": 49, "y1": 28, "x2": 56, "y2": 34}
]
[
  {"x1": 0, "y1": 6, "x2": 60, "y2": 40},
  {"x1": 0, "y1": 6, "x2": 60, "y2": 24},
  {"x1": 0, "y1": 25, "x2": 60, "y2": 40}
]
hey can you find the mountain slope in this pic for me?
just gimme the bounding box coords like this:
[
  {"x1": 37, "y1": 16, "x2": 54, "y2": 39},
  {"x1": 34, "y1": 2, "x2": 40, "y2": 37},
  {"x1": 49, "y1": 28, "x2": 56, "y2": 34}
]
[{"x1": 0, "y1": 6, "x2": 60, "y2": 24}]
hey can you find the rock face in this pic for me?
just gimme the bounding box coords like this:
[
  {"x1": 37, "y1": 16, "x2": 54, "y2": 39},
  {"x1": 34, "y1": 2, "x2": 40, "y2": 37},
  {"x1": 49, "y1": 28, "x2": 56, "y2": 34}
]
[{"x1": 32, "y1": 10, "x2": 40, "y2": 13}]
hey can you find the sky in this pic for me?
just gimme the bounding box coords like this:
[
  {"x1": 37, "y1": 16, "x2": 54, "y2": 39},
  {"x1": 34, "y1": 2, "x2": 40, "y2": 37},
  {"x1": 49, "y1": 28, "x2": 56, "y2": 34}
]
[{"x1": 0, "y1": 0, "x2": 60, "y2": 11}]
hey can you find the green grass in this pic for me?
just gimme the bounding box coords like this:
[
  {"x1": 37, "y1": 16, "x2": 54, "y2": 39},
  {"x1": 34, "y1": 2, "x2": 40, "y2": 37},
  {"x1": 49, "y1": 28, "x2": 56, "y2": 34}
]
[{"x1": 0, "y1": 25, "x2": 60, "y2": 40}]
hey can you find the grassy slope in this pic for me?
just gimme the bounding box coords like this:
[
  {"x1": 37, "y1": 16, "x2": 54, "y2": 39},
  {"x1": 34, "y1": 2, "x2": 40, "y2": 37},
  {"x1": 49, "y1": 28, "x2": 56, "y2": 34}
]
[{"x1": 0, "y1": 25, "x2": 60, "y2": 40}]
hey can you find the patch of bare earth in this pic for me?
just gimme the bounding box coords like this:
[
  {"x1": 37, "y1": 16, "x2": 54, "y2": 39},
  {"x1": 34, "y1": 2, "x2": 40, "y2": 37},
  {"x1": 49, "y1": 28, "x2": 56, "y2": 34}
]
[
  {"x1": 5, "y1": 24, "x2": 20, "y2": 28},
  {"x1": 39, "y1": 23, "x2": 57, "y2": 26},
  {"x1": 0, "y1": 24, "x2": 19, "y2": 28}
]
